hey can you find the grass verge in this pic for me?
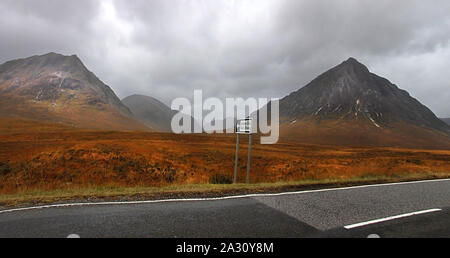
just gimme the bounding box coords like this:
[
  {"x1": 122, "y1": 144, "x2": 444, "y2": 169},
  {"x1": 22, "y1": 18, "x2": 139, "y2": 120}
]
[{"x1": 1, "y1": 172, "x2": 449, "y2": 209}]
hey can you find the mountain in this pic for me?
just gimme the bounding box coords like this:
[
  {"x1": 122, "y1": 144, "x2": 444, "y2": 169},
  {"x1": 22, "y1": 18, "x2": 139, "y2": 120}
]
[
  {"x1": 122, "y1": 94, "x2": 177, "y2": 132},
  {"x1": 122, "y1": 94, "x2": 202, "y2": 133},
  {"x1": 441, "y1": 118, "x2": 450, "y2": 126},
  {"x1": 0, "y1": 53, "x2": 148, "y2": 131},
  {"x1": 275, "y1": 58, "x2": 450, "y2": 149}
]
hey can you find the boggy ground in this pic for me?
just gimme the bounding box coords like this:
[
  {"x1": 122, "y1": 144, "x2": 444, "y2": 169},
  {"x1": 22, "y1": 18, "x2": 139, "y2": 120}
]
[{"x1": 0, "y1": 117, "x2": 449, "y2": 206}]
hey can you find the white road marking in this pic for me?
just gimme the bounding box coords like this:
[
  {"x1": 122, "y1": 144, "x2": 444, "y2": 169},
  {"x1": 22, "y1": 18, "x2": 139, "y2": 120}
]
[
  {"x1": 345, "y1": 208, "x2": 442, "y2": 229},
  {"x1": 367, "y1": 234, "x2": 381, "y2": 238},
  {"x1": 67, "y1": 234, "x2": 80, "y2": 238},
  {"x1": 0, "y1": 178, "x2": 449, "y2": 215}
]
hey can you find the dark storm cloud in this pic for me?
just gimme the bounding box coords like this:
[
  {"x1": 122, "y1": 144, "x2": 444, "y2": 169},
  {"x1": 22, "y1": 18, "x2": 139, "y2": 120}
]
[
  {"x1": 0, "y1": 0, "x2": 449, "y2": 117},
  {"x1": 0, "y1": 0, "x2": 100, "y2": 59}
]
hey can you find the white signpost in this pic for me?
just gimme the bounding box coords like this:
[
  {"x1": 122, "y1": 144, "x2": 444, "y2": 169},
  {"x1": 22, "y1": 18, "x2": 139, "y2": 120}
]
[
  {"x1": 236, "y1": 119, "x2": 252, "y2": 134},
  {"x1": 234, "y1": 119, "x2": 253, "y2": 184}
]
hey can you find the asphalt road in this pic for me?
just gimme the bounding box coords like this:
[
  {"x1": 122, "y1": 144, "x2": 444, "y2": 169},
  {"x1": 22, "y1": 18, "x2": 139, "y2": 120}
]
[{"x1": 0, "y1": 179, "x2": 449, "y2": 238}]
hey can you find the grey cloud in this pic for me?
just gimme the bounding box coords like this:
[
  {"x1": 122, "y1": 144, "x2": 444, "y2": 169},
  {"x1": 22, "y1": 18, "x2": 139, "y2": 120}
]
[
  {"x1": 0, "y1": 0, "x2": 99, "y2": 61},
  {"x1": 1, "y1": 0, "x2": 100, "y2": 25},
  {"x1": 0, "y1": 0, "x2": 449, "y2": 116}
]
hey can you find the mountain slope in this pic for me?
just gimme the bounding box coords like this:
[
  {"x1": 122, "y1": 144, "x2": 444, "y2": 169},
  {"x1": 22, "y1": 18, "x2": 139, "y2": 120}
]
[
  {"x1": 122, "y1": 94, "x2": 177, "y2": 132},
  {"x1": 0, "y1": 53, "x2": 148, "y2": 131},
  {"x1": 441, "y1": 118, "x2": 450, "y2": 126},
  {"x1": 122, "y1": 94, "x2": 202, "y2": 132},
  {"x1": 277, "y1": 58, "x2": 450, "y2": 149}
]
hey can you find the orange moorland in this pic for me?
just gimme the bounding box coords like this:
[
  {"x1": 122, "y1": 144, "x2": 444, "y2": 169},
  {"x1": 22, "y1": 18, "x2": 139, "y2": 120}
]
[{"x1": 1, "y1": 117, "x2": 449, "y2": 197}]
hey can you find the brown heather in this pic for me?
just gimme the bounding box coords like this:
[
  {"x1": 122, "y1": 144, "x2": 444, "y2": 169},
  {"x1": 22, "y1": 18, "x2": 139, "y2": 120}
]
[{"x1": 0, "y1": 117, "x2": 449, "y2": 197}]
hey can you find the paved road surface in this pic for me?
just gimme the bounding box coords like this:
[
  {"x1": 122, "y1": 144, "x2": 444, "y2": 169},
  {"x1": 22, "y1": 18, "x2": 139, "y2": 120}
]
[{"x1": 0, "y1": 179, "x2": 449, "y2": 238}]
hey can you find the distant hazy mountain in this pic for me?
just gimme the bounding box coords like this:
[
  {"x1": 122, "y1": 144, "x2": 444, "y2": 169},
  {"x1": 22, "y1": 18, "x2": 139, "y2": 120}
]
[
  {"x1": 122, "y1": 94, "x2": 177, "y2": 132},
  {"x1": 0, "y1": 53, "x2": 148, "y2": 131},
  {"x1": 123, "y1": 94, "x2": 202, "y2": 132},
  {"x1": 441, "y1": 118, "x2": 450, "y2": 126},
  {"x1": 274, "y1": 57, "x2": 450, "y2": 149}
]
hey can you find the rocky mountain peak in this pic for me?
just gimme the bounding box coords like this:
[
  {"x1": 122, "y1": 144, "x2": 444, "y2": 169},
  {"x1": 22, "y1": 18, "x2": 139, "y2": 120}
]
[
  {"x1": 0, "y1": 52, "x2": 133, "y2": 114},
  {"x1": 0, "y1": 53, "x2": 148, "y2": 131},
  {"x1": 280, "y1": 58, "x2": 449, "y2": 133}
]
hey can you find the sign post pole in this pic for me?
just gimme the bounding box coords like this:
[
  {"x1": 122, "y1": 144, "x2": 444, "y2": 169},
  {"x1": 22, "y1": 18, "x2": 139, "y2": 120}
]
[
  {"x1": 234, "y1": 133, "x2": 240, "y2": 184},
  {"x1": 246, "y1": 133, "x2": 252, "y2": 184},
  {"x1": 234, "y1": 118, "x2": 253, "y2": 184}
]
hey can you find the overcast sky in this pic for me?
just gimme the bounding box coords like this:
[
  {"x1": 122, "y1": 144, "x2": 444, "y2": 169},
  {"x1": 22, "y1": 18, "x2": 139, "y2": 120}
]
[{"x1": 0, "y1": 0, "x2": 449, "y2": 117}]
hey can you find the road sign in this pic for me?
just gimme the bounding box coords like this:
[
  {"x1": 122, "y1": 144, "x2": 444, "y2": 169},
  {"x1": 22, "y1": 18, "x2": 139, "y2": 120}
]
[
  {"x1": 236, "y1": 118, "x2": 252, "y2": 134},
  {"x1": 234, "y1": 119, "x2": 253, "y2": 184}
]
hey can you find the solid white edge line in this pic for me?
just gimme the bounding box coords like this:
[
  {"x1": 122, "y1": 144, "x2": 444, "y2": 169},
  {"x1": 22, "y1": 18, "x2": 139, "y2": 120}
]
[
  {"x1": 0, "y1": 178, "x2": 449, "y2": 215},
  {"x1": 344, "y1": 208, "x2": 442, "y2": 229}
]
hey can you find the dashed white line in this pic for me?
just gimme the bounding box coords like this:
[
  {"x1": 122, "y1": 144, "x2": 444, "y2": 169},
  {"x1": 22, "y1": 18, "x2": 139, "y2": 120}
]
[
  {"x1": 0, "y1": 178, "x2": 448, "y2": 215},
  {"x1": 344, "y1": 208, "x2": 442, "y2": 229}
]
